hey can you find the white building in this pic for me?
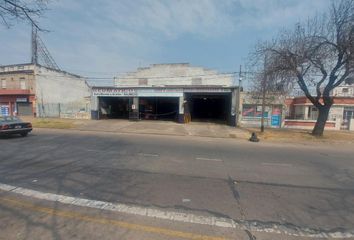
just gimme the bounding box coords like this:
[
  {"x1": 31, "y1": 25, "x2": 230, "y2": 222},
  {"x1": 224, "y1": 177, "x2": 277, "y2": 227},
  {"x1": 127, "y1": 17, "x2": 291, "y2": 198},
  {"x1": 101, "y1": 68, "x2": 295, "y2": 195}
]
[
  {"x1": 114, "y1": 63, "x2": 233, "y2": 87},
  {"x1": 332, "y1": 77, "x2": 354, "y2": 97},
  {"x1": 285, "y1": 77, "x2": 354, "y2": 131},
  {"x1": 92, "y1": 63, "x2": 240, "y2": 126}
]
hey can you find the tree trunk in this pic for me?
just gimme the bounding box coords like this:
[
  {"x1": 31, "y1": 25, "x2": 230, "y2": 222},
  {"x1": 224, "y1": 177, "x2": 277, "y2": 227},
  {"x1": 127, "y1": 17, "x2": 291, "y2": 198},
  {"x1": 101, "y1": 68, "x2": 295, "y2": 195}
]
[{"x1": 312, "y1": 105, "x2": 331, "y2": 137}]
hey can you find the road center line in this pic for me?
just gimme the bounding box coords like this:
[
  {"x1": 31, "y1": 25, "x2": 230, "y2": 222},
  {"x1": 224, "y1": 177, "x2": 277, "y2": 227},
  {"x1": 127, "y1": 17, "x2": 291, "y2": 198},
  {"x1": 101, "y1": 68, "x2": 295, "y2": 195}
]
[
  {"x1": 196, "y1": 157, "x2": 222, "y2": 162},
  {"x1": 261, "y1": 163, "x2": 293, "y2": 167},
  {"x1": 0, "y1": 183, "x2": 351, "y2": 238},
  {"x1": 138, "y1": 153, "x2": 159, "y2": 157}
]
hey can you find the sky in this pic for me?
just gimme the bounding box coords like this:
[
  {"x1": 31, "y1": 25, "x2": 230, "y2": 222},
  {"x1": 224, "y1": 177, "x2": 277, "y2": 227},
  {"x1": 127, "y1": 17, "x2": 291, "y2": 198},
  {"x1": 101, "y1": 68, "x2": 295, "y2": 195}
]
[{"x1": 0, "y1": 0, "x2": 331, "y2": 85}]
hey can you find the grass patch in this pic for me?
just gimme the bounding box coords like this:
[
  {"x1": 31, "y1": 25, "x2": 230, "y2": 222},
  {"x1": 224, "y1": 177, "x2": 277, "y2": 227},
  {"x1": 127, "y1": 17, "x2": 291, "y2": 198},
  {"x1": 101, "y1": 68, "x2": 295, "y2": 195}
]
[
  {"x1": 244, "y1": 127, "x2": 354, "y2": 143},
  {"x1": 32, "y1": 118, "x2": 74, "y2": 129}
]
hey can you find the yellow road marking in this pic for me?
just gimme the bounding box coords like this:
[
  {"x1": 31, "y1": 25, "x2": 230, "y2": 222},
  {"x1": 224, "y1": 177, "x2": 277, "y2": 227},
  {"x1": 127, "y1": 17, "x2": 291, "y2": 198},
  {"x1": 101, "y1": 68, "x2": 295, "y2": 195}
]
[{"x1": 0, "y1": 197, "x2": 229, "y2": 240}]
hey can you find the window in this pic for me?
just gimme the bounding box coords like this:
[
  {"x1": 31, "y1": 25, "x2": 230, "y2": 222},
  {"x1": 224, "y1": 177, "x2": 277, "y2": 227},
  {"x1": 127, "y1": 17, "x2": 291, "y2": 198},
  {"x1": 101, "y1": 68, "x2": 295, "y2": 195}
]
[
  {"x1": 1, "y1": 79, "x2": 6, "y2": 89},
  {"x1": 342, "y1": 88, "x2": 349, "y2": 93},
  {"x1": 138, "y1": 78, "x2": 148, "y2": 86},
  {"x1": 17, "y1": 66, "x2": 24, "y2": 70},
  {"x1": 20, "y1": 78, "x2": 26, "y2": 89}
]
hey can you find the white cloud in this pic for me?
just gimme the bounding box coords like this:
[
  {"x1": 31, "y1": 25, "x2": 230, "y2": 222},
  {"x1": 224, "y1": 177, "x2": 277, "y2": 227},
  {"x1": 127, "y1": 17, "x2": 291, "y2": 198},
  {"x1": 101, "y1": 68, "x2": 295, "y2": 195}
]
[
  {"x1": 234, "y1": 0, "x2": 329, "y2": 29},
  {"x1": 0, "y1": 0, "x2": 332, "y2": 77},
  {"x1": 95, "y1": 0, "x2": 236, "y2": 38}
]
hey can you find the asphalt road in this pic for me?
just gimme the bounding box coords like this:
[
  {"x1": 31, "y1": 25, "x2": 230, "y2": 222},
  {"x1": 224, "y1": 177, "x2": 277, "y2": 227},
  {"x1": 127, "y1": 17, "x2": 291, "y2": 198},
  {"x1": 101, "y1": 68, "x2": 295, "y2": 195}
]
[{"x1": 0, "y1": 128, "x2": 354, "y2": 240}]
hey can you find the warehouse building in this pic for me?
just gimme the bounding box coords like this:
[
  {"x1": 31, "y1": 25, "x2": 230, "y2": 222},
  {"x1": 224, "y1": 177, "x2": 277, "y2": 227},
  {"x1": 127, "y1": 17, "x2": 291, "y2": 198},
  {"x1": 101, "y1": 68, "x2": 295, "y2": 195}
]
[{"x1": 91, "y1": 63, "x2": 240, "y2": 126}]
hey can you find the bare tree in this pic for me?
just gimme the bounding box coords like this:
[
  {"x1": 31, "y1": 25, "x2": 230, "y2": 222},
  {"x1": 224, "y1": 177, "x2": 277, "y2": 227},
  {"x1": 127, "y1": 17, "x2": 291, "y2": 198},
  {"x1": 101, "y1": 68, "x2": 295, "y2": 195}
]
[
  {"x1": 0, "y1": 0, "x2": 48, "y2": 30},
  {"x1": 251, "y1": 0, "x2": 354, "y2": 136}
]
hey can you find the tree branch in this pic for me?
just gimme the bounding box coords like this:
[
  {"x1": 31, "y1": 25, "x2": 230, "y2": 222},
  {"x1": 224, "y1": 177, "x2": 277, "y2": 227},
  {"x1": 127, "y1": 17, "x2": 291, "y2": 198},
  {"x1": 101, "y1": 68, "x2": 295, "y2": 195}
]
[
  {"x1": 296, "y1": 72, "x2": 319, "y2": 107},
  {"x1": 0, "y1": 0, "x2": 47, "y2": 30}
]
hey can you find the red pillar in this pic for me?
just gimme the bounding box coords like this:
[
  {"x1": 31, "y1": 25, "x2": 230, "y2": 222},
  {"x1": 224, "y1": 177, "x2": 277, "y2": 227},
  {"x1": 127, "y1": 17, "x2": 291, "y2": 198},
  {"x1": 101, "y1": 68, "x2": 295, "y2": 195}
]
[{"x1": 9, "y1": 101, "x2": 12, "y2": 116}]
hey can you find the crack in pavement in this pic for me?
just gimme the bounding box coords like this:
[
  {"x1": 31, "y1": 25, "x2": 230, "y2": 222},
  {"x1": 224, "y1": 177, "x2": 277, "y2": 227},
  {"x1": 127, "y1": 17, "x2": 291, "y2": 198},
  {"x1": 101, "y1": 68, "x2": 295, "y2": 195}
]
[
  {"x1": 227, "y1": 176, "x2": 246, "y2": 219},
  {"x1": 245, "y1": 230, "x2": 257, "y2": 240}
]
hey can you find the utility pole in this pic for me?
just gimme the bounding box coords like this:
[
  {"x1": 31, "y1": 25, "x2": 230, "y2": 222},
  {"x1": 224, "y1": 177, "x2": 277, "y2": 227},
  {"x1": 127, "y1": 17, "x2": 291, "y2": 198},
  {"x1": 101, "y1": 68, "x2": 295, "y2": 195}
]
[
  {"x1": 239, "y1": 65, "x2": 242, "y2": 89},
  {"x1": 260, "y1": 73, "x2": 266, "y2": 132},
  {"x1": 237, "y1": 65, "x2": 242, "y2": 126},
  {"x1": 260, "y1": 58, "x2": 267, "y2": 132},
  {"x1": 234, "y1": 65, "x2": 242, "y2": 127}
]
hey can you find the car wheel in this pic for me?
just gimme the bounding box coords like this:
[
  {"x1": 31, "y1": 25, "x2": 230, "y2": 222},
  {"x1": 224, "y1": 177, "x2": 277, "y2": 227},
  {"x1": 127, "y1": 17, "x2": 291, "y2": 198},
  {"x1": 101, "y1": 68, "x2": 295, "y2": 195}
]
[{"x1": 20, "y1": 132, "x2": 28, "y2": 137}]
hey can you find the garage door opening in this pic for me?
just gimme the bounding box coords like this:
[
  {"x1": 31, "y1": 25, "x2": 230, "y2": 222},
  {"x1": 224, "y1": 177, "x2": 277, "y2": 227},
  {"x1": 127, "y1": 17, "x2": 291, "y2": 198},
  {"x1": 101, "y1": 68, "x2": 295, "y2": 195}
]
[
  {"x1": 139, "y1": 97, "x2": 178, "y2": 121},
  {"x1": 99, "y1": 97, "x2": 131, "y2": 119},
  {"x1": 17, "y1": 102, "x2": 33, "y2": 116},
  {"x1": 186, "y1": 94, "x2": 231, "y2": 123}
]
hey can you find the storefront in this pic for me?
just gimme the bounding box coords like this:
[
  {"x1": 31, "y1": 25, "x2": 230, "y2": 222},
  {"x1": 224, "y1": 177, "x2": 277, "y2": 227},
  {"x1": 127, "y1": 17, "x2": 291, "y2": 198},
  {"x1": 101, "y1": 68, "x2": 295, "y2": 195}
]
[
  {"x1": 91, "y1": 86, "x2": 239, "y2": 126},
  {"x1": 0, "y1": 90, "x2": 35, "y2": 116}
]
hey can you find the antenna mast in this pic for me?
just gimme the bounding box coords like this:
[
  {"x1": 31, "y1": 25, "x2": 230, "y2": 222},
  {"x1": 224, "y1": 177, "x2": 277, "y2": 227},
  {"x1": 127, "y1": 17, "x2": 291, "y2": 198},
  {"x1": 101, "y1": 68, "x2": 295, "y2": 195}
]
[
  {"x1": 31, "y1": 24, "x2": 60, "y2": 70},
  {"x1": 31, "y1": 24, "x2": 38, "y2": 65}
]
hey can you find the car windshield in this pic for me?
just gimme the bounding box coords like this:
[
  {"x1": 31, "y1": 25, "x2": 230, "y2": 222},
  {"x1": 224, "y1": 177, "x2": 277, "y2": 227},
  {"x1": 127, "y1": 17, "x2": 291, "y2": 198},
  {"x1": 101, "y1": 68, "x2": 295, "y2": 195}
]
[{"x1": 0, "y1": 116, "x2": 21, "y2": 123}]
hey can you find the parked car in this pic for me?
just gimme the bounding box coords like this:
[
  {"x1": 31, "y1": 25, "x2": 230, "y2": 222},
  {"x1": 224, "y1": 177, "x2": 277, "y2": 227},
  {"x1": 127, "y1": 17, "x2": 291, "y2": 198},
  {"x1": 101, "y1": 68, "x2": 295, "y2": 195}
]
[{"x1": 0, "y1": 116, "x2": 32, "y2": 137}]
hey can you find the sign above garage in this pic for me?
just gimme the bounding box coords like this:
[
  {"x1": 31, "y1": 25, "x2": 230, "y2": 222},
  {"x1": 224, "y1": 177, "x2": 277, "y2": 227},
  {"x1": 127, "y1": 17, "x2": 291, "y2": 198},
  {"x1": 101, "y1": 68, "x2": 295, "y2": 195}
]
[
  {"x1": 92, "y1": 88, "x2": 137, "y2": 97},
  {"x1": 92, "y1": 87, "x2": 233, "y2": 97},
  {"x1": 138, "y1": 88, "x2": 183, "y2": 97}
]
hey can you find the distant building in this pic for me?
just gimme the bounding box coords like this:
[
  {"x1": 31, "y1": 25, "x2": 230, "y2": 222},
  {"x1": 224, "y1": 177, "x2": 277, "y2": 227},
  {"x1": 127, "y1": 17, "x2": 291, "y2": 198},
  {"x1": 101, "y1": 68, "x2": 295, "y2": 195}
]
[
  {"x1": 239, "y1": 91, "x2": 285, "y2": 128},
  {"x1": 285, "y1": 79, "x2": 354, "y2": 131},
  {"x1": 332, "y1": 78, "x2": 354, "y2": 97},
  {"x1": 0, "y1": 63, "x2": 91, "y2": 119},
  {"x1": 91, "y1": 63, "x2": 240, "y2": 126}
]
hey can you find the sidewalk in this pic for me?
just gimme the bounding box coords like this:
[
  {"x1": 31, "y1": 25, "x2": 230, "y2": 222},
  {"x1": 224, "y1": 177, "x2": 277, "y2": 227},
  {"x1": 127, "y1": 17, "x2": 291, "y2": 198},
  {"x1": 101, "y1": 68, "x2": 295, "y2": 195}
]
[
  {"x1": 23, "y1": 117, "x2": 250, "y2": 140},
  {"x1": 21, "y1": 116, "x2": 354, "y2": 143},
  {"x1": 77, "y1": 120, "x2": 251, "y2": 139}
]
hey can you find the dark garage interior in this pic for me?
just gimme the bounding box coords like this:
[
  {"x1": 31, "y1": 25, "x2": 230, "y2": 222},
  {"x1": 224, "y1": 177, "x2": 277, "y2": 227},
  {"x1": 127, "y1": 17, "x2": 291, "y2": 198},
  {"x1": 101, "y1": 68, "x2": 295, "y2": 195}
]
[
  {"x1": 186, "y1": 93, "x2": 230, "y2": 123},
  {"x1": 139, "y1": 97, "x2": 178, "y2": 121},
  {"x1": 99, "y1": 94, "x2": 231, "y2": 123},
  {"x1": 99, "y1": 97, "x2": 131, "y2": 119}
]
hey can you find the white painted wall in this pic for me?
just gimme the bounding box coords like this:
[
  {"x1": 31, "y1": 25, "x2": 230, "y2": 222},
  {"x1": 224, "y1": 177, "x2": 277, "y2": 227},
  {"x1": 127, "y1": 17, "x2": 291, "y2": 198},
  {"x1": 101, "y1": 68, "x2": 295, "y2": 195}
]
[
  {"x1": 332, "y1": 84, "x2": 354, "y2": 97},
  {"x1": 115, "y1": 63, "x2": 233, "y2": 87},
  {"x1": 350, "y1": 119, "x2": 354, "y2": 131},
  {"x1": 35, "y1": 66, "x2": 90, "y2": 103},
  {"x1": 35, "y1": 65, "x2": 91, "y2": 118},
  {"x1": 0, "y1": 64, "x2": 34, "y2": 73},
  {"x1": 329, "y1": 106, "x2": 344, "y2": 121}
]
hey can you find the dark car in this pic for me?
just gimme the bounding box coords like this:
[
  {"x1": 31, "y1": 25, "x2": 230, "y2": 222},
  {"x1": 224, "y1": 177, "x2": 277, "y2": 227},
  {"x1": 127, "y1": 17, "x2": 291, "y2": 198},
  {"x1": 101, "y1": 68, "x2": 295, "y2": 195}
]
[{"x1": 0, "y1": 116, "x2": 32, "y2": 137}]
